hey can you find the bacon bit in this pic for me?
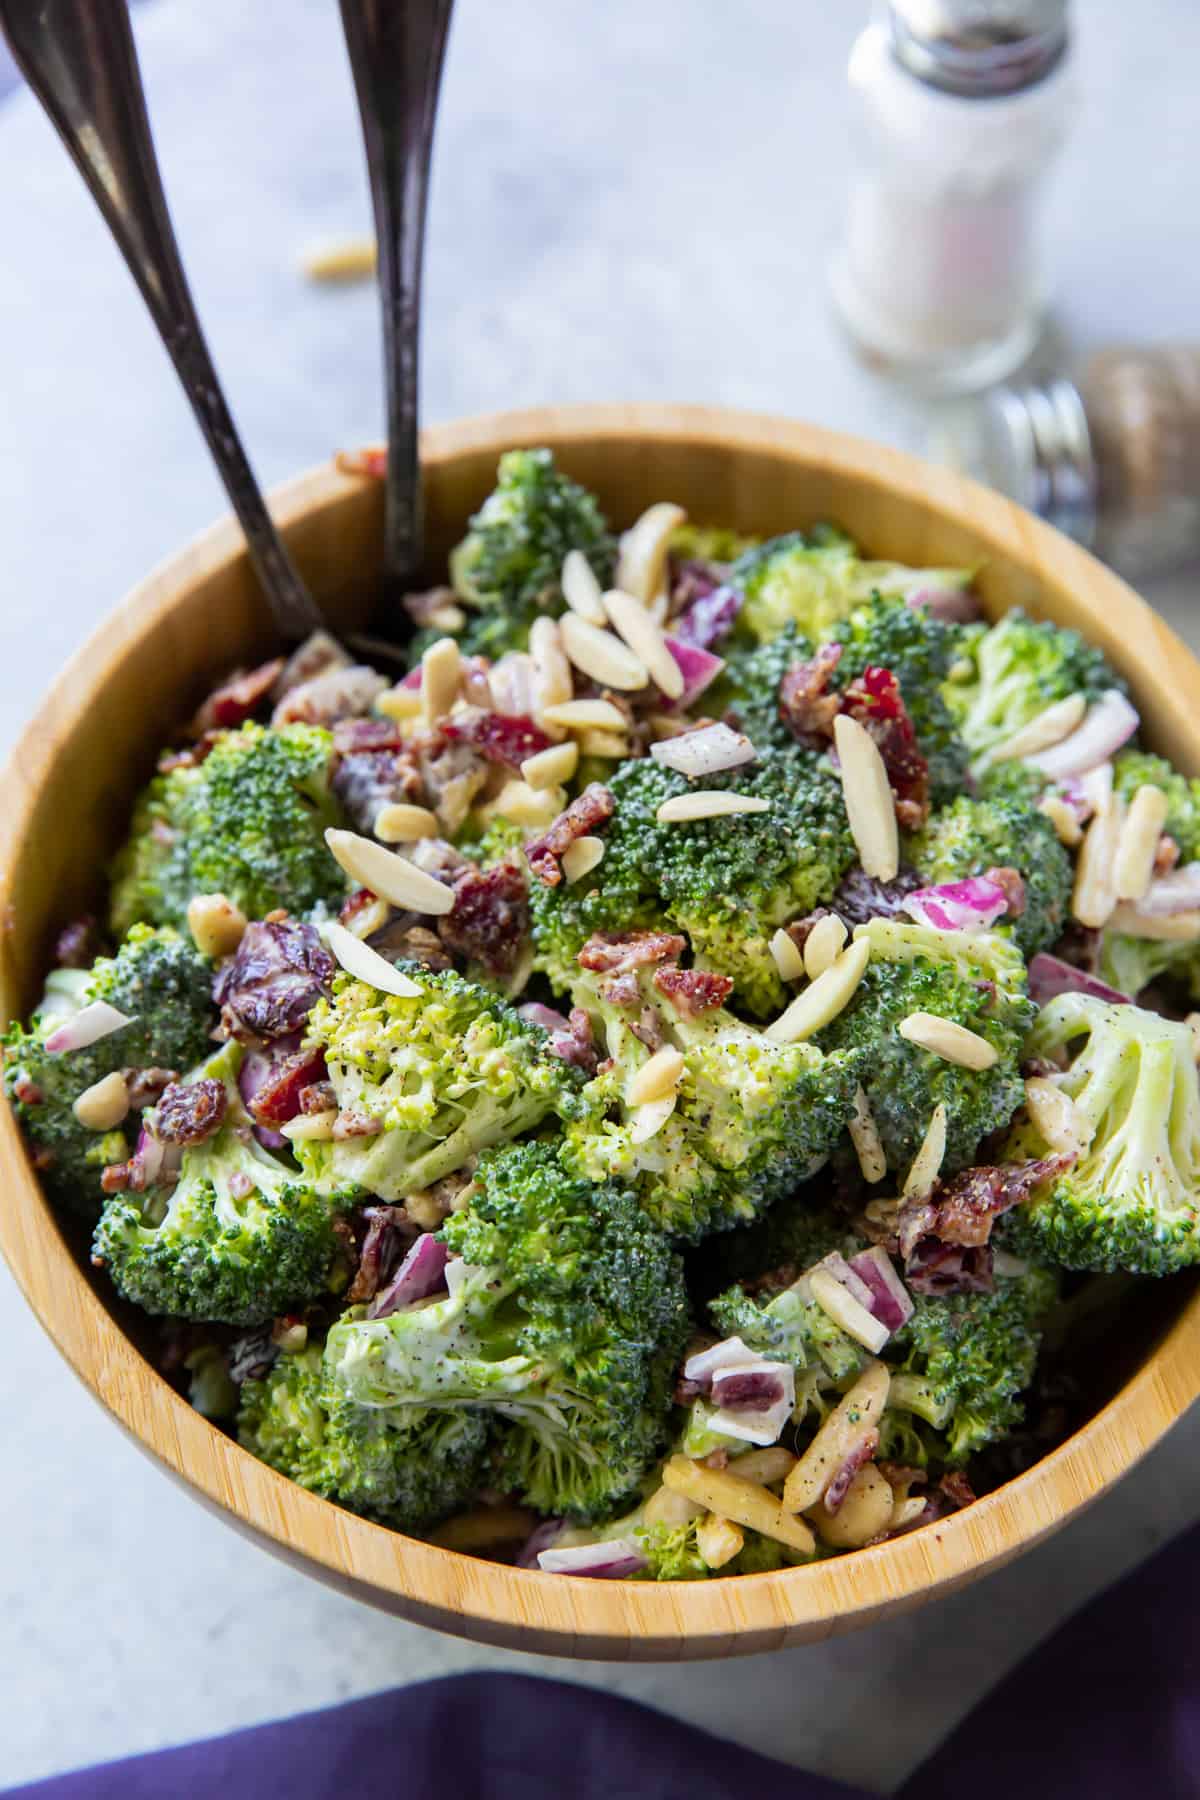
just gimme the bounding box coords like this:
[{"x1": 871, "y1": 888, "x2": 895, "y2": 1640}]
[
  {"x1": 12, "y1": 1075, "x2": 44, "y2": 1105},
  {"x1": 345, "y1": 1204, "x2": 415, "y2": 1304},
  {"x1": 938, "y1": 1471, "x2": 977, "y2": 1512},
  {"x1": 1155, "y1": 833, "x2": 1181, "y2": 874},
  {"x1": 298, "y1": 1079, "x2": 337, "y2": 1115},
  {"x1": 331, "y1": 716, "x2": 407, "y2": 756},
  {"x1": 985, "y1": 865, "x2": 1027, "y2": 918},
  {"x1": 841, "y1": 666, "x2": 930, "y2": 830},
  {"x1": 367, "y1": 919, "x2": 454, "y2": 973},
  {"x1": 332, "y1": 1109, "x2": 384, "y2": 1139},
  {"x1": 631, "y1": 1006, "x2": 665, "y2": 1053},
  {"x1": 653, "y1": 963, "x2": 734, "y2": 1017},
  {"x1": 779, "y1": 643, "x2": 844, "y2": 741},
  {"x1": 438, "y1": 862, "x2": 530, "y2": 982},
  {"x1": 190, "y1": 657, "x2": 285, "y2": 734},
  {"x1": 272, "y1": 664, "x2": 387, "y2": 729},
  {"x1": 526, "y1": 783, "x2": 615, "y2": 886},
  {"x1": 154, "y1": 1077, "x2": 227, "y2": 1146},
  {"x1": 578, "y1": 928, "x2": 686, "y2": 975},
  {"x1": 901, "y1": 1154, "x2": 1073, "y2": 1258},
  {"x1": 336, "y1": 446, "x2": 387, "y2": 479},
  {"x1": 904, "y1": 1240, "x2": 996, "y2": 1297},
  {"x1": 157, "y1": 731, "x2": 222, "y2": 774},
  {"x1": 31, "y1": 1145, "x2": 56, "y2": 1172},
  {"x1": 332, "y1": 746, "x2": 424, "y2": 835},
  {"x1": 124, "y1": 1067, "x2": 178, "y2": 1109},
  {"x1": 53, "y1": 916, "x2": 100, "y2": 970},
  {"x1": 417, "y1": 731, "x2": 490, "y2": 836},
  {"x1": 442, "y1": 709, "x2": 553, "y2": 769},
  {"x1": 272, "y1": 630, "x2": 350, "y2": 703},
  {"x1": 702, "y1": 1448, "x2": 730, "y2": 1472},
  {"x1": 101, "y1": 1158, "x2": 139, "y2": 1195},
  {"x1": 546, "y1": 1008, "x2": 599, "y2": 1074},
  {"x1": 599, "y1": 970, "x2": 641, "y2": 1008},
  {"x1": 228, "y1": 1170, "x2": 256, "y2": 1200},
  {"x1": 338, "y1": 888, "x2": 377, "y2": 927},
  {"x1": 403, "y1": 584, "x2": 458, "y2": 628},
  {"x1": 214, "y1": 919, "x2": 335, "y2": 1043},
  {"x1": 823, "y1": 1428, "x2": 881, "y2": 1514},
  {"x1": 249, "y1": 1046, "x2": 329, "y2": 1127}
]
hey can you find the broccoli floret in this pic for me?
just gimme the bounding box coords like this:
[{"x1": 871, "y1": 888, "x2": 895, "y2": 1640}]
[
  {"x1": 709, "y1": 1277, "x2": 865, "y2": 1383},
  {"x1": 2, "y1": 925, "x2": 216, "y2": 1216},
  {"x1": 669, "y1": 522, "x2": 760, "y2": 565},
  {"x1": 631, "y1": 1516, "x2": 802, "y2": 1580},
  {"x1": 529, "y1": 747, "x2": 855, "y2": 1017},
  {"x1": 1097, "y1": 930, "x2": 1200, "y2": 1003},
  {"x1": 447, "y1": 448, "x2": 614, "y2": 658},
  {"x1": 816, "y1": 919, "x2": 1034, "y2": 1176},
  {"x1": 563, "y1": 964, "x2": 863, "y2": 1241},
  {"x1": 92, "y1": 1044, "x2": 344, "y2": 1323},
  {"x1": 237, "y1": 1343, "x2": 489, "y2": 1530},
  {"x1": 108, "y1": 723, "x2": 345, "y2": 935},
  {"x1": 888, "y1": 1263, "x2": 1059, "y2": 1464},
  {"x1": 942, "y1": 609, "x2": 1120, "y2": 771},
  {"x1": 829, "y1": 595, "x2": 972, "y2": 803},
  {"x1": 297, "y1": 966, "x2": 583, "y2": 1201},
  {"x1": 1112, "y1": 750, "x2": 1200, "y2": 862},
  {"x1": 908, "y1": 792, "x2": 1073, "y2": 957},
  {"x1": 325, "y1": 1140, "x2": 689, "y2": 1520},
  {"x1": 1002, "y1": 993, "x2": 1200, "y2": 1275},
  {"x1": 731, "y1": 525, "x2": 972, "y2": 647}
]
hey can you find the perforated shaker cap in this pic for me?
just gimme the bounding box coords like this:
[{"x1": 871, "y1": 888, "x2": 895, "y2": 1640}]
[{"x1": 888, "y1": 0, "x2": 1070, "y2": 95}]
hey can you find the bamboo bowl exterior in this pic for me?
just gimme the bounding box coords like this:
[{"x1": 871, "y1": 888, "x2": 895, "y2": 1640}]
[{"x1": 3, "y1": 405, "x2": 1200, "y2": 1659}]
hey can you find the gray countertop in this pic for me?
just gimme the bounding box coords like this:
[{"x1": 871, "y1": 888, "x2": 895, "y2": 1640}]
[{"x1": 2, "y1": 1, "x2": 1199, "y2": 1789}]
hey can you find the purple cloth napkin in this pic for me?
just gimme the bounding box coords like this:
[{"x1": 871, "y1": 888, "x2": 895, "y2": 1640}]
[{"x1": 8, "y1": 1521, "x2": 1200, "y2": 1800}]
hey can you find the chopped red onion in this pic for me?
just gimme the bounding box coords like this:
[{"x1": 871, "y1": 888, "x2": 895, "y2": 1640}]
[
  {"x1": 709, "y1": 1356, "x2": 796, "y2": 1445},
  {"x1": 663, "y1": 638, "x2": 724, "y2": 712},
  {"x1": 367, "y1": 1233, "x2": 450, "y2": 1318},
  {"x1": 516, "y1": 1519, "x2": 566, "y2": 1570},
  {"x1": 537, "y1": 1538, "x2": 647, "y2": 1578},
  {"x1": 1129, "y1": 863, "x2": 1200, "y2": 917},
  {"x1": 823, "y1": 1427, "x2": 880, "y2": 1513},
  {"x1": 901, "y1": 876, "x2": 1009, "y2": 934},
  {"x1": 672, "y1": 583, "x2": 741, "y2": 649},
  {"x1": 848, "y1": 1247, "x2": 914, "y2": 1333},
  {"x1": 518, "y1": 1001, "x2": 573, "y2": 1036},
  {"x1": 906, "y1": 587, "x2": 982, "y2": 624},
  {"x1": 237, "y1": 1038, "x2": 300, "y2": 1150},
  {"x1": 650, "y1": 721, "x2": 754, "y2": 778},
  {"x1": 44, "y1": 1000, "x2": 133, "y2": 1056},
  {"x1": 1029, "y1": 691, "x2": 1139, "y2": 780},
  {"x1": 1027, "y1": 953, "x2": 1130, "y2": 1006},
  {"x1": 809, "y1": 1251, "x2": 876, "y2": 1314},
  {"x1": 400, "y1": 666, "x2": 422, "y2": 690},
  {"x1": 683, "y1": 1336, "x2": 754, "y2": 1384}
]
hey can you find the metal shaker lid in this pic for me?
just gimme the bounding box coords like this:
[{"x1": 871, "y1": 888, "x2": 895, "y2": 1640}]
[{"x1": 888, "y1": 0, "x2": 1070, "y2": 95}]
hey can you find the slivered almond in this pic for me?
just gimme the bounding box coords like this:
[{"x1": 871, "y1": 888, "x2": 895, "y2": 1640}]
[
  {"x1": 321, "y1": 920, "x2": 425, "y2": 996},
  {"x1": 1039, "y1": 794, "x2": 1083, "y2": 847},
  {"x1": 809, "y1": 1267, "x2": 889, "y2": 1353},
  {"x1": 1187, "y1": 1013, "x2": 1200, "y2": 1061},
  {"x1": 73, "y1": 1070, "x2": 130, "y2": 1132},
  {"x1": 344, "y1": 896, "x2": 390, "y2": 940},
  {"x1": 301, "y1": 236, "x2": 377, "y2": 281},
  {"x1": 325, "y1": 829, "x2": 454, "y2": 916},
  {"x1": 577, "y1": 730, "x2": 631, "y2": 759},
  {"x1": 729, "y1": 1447, "x2": 797, "y2": 1487},
  {"x1": 833, "y1": 714, "x2": 899, "y2": 881},
  {"x1": 848, "y1": 1085, "x2": 887, "y2": 1183},
  {"x1": 803, "y1": 914, "x2": 848, "y2": 980},
  {"x1": 992, "y1": 693, "x2": 1087, "y2": 762},
  {"x1": 696, "y1": 1514, "x2": 745, "y2": 1570},
  {"x1": 374, "y1": 802, "x2": 439, "y2": 843},
  {"x1": 428, "y1": 601, "x2": 466, "y2": 632},
  {"x1": 770, "y1": 927, "x2": 807, "y2": 982},
  {"x1": 561, "y1": 548, "x2": 608, "y2": 624},
  {"x1": 643, "y1": 1485, "x2": 706, "y2": 1528},
  {"x1": 626, "y1": 1045, "x2": 685, "y2": 1107},
  {"x1": 483, "y1": 779, "x2": 565, "y2": 830},
  {"x1": 1073, "y1": 789, "x2": 1124, "y2": 929},
  {"x1": 663, "y1": 1456, "x2": 815, "y2": 1556},
  {"x1": 376, "y1": 684, "x2": 423, "y2": 721},
  {"x1": 903, "y1": 1103, "x2": 947, "y2": 1199},
  {"x1": 764, "y1": 937, "x2": 870, "y2": 1043},
  {"x1": 1115, "y1": 784, "x2": 1170, "y2": 901},
  {"x1": 898, "y1": 1011, "x2": 998, "y2": 1070},
  {"x1": 616, "y1": 501, "x2": 687, "y2": 604},
  {"x1": 602, "y1": 588, "x2": 685, "y2": 700},
  {"x1": 890, "y1": 1495, "x2": 929, "y2": 1532},
  {"x1": 560, "y1": 612, "x2": 649, "y2": 691},
  {"x1": 656, "y1": 791, "x2": 770, "y2": 823},
  {"x1": 281, "y1": 1109, "x2": 338, "y2": 1142},
  {"x1": 562, "y1": 836, "x2": 605, "y2": 885},
  {"x1": 529, "y1": 615, "x2": 573, "y2": 720},
  {"x1": 782, "y1": 1363, "x2": 889, "y2": 1516},
  {"x1": 420, "y1": 636, "x2": 461, "y2": 724},
  {"x1": 542, "y1": 698, "x2": 629, "y2": 732},
  {"x1": 1106, "y1": 902, "x2": 1200, "y2": 941},
  {"x1": 521, "y1": 741, "x2": 579, "y2": 789},
  {"x1": 629, "y1": 1094, "x2": 676, "y2": 1142},
  {"x1": 1024, "y1": 1076, "x2": 1095, "y2": 1155}
]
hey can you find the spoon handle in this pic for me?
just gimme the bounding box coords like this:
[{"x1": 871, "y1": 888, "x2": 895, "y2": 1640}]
[
  {"x1": 0, "y1": 0, "x2": 322, "y2": 639},
  {"x1": 338, "y1": 0, "x2": 454, "y2": 590}
]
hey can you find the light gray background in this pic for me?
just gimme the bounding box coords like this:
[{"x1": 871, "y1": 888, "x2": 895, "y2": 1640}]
[{"x1": 1, "y1": 2, "x2": 1198, "y2": 1790}]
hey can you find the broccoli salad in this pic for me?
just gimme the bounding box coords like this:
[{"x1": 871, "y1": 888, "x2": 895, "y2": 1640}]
[{"x1": 7, "y1": 444, "x2": 1200, "y2": 1579}]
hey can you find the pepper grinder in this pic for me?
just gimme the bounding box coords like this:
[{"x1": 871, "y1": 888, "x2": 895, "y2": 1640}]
[{"x1": 830, "y1": 0, "x2": 1076, "y2": 394}]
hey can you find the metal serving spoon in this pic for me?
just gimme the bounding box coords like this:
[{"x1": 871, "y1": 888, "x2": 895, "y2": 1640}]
[
  {"x1": 338, "y1": 0, "x2": 454, "y2": 594},
  {"x1": 0, "y1": 0, "x2": 322, "y2": 639}
]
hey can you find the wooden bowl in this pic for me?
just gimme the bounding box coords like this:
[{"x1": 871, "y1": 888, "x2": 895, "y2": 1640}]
[{"x1": 3, "y1": 404, "x2": 1199, "y2": 1659}]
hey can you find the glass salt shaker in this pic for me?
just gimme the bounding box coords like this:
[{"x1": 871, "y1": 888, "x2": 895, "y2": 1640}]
[
  {"x1": 830, "y1": 0, "x2": 1076, "y2": 394},
  {"x1": 934, "y1": 349, "x2": 1200, "y2": 578}
]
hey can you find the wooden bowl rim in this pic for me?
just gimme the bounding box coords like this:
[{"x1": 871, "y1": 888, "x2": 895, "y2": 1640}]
[{"x1": 4, "y1": 402, "x2": 1200, "y2": 1655}]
